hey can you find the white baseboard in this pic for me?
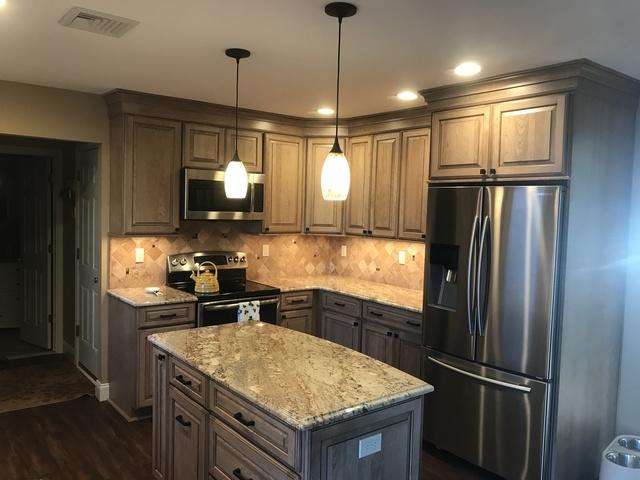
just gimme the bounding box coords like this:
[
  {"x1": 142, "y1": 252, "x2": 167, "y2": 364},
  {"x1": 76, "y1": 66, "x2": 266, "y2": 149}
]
[{"x1": 95, "y1": 381, "x2": 110, "y2": 402}]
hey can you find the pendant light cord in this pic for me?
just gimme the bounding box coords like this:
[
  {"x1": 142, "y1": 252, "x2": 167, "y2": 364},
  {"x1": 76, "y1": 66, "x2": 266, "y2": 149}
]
[
  {"x1": 235, "y1": 58, "x2": 240, "y2": 154},
  {"x1": 334, "y1": 17, "x2": 342, "y2": 140}
]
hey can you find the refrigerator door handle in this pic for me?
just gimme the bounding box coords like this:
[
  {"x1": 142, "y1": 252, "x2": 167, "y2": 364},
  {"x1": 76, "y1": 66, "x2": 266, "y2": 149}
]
[
  {"x1": 466, "y1": 215, "x2": 480, "y2": 335},
  {"x1": 427, "y1": 356, "x2": 532, "y2": 393},
  {"x1": 477, "y1": 215, "x2": 491, "y2": 336}
]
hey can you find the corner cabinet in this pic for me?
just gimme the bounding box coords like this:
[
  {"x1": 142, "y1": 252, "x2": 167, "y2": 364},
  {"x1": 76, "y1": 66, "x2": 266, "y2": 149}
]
[
  {"x1": 398, "y1": 128, "x2": 430, "y2": 240},
  {"x1": 110, "y1": 115, "x2": 182, "y2": 235},
  {"x1": 264, "y1": 133, "x2": 305, "y2": 233}
]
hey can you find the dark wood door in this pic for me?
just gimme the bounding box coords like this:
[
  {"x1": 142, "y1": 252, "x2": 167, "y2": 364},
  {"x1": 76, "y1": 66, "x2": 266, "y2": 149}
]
[
  {"x1": 394, "y1": 330, "x2": 422, "y2": 378},
  {"x1": 361, "y1": 319, "x2": 395, "y2": 365},
  {"x1": 321, "y1": 311, "x2": 361, "y2": 351},
  {"x1": 168, "y1": 386, "x2": 207, "y2": 480}
]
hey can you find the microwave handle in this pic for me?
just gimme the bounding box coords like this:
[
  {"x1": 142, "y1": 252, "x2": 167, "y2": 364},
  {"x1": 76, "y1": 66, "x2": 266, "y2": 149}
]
[
  {"x1": 250, "y1": 182, "x2": 256, "y2": 212},
  {"x1": 203, "y1": 297, "x2": 280, "y2": 312}
]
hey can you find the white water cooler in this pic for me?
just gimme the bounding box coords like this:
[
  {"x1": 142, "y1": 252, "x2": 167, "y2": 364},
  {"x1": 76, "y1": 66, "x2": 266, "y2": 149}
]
[{"x1": 600, "y1": 435, "x2": 640, "y2": 480}]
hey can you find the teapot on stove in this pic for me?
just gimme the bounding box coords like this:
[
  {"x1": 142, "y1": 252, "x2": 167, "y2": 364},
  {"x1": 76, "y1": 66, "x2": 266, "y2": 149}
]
[{"x1": 190, "y1": 261, "x2": 220, "y2": 294}]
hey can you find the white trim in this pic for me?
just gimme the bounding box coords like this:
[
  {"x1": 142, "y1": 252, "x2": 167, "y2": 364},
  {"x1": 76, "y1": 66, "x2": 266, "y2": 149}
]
[{"x1": 95, "y1": 381, "x2": 110, "y2": 402}]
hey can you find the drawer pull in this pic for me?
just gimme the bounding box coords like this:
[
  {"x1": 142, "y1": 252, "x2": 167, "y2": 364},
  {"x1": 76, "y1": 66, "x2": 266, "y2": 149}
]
[
  {"x1": 334, "y1": 301, "x2": 346, "y2": 307},
  {"x1": 370, "y1": 310, "x2": 383, "y2": 317},
  {"x1": 175, "y1": 374, "x2": 192, "y2": 387},
  {"x1": 159, "y1": 313, "x2": 177, "y2": 318},
  {"x1": 175, "y1": 415, "x2": 191, "y2": 427},
  {"x1": 157, "y1": 354, "x2": 166, "y2": 361},
  {"x1": 233, "y1": 468, "x2": 253, "y2": 480},
  {"x1": 386, "y1": 331, "x2": 392, "y2": 336},
  {"x1": 289, "y1": 298, "x2": 305, "y2": 304},
  {"x1": 406, "y1": 320, "x2": 421, "y2": 327},
  {"x1": 352, "y1": 321, "x2": 359, "y2": 327},
  {"x1": 233, "y1": 412, "x2": 255, "y2": 427}
]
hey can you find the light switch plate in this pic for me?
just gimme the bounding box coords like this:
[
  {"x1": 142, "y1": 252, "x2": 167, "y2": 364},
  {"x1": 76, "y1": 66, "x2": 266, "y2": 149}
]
[
  {"x1": 399, "y1": 251, "x2": 406, "y2": 265},
  {"x1": 135, "y1": 247, "x2": 144, "y2": 263},
  {"x1": 341, "y1": 245, "x2": 347, "y2": 257},
  {"x1": 358, "y1": 432, "x2": 382, "y2": 459},
  {"x1": 262, "y1": 244, "x2": 270, "y2": 257}
]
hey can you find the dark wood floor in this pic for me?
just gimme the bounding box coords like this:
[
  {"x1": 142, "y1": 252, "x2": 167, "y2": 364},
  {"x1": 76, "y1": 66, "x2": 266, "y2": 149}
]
[{"x1": 0, "y1": 396, "x2": 498, "y2": 480}]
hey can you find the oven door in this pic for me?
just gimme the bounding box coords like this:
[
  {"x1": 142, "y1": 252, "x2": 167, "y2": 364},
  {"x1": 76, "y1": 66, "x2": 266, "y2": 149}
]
[
  {"x1": 198, "y1": 296, "x2": 279, "y2": 327},
  {"x1": 182, "y1": 168, "x2": 265, "y2": 221}
]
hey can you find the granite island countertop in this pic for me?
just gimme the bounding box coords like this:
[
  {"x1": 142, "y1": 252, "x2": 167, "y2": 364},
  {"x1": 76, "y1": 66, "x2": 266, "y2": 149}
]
[
  {"x1": 252, "y1": 275, "x2": 424, "y2": 313},
  {"x1": 149, "y1": 322, "x2": 433, "y2": 430},
  {"x1": 108, "y1": 286, "x2": 197, "y2": 307}
]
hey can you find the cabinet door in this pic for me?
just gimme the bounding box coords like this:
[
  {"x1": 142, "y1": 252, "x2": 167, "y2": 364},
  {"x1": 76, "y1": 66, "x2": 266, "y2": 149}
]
[
  {"x1": 394, "y1": 329, "x2": 422, "y2": 378},
  {"x1": 398, "y1": 128, "x2": 430, "y2": 240},
  {"x1": 152, "y1": 348, "x2": 168, "y2": 480},
  {"x1": 168, "y1": 386, "x2": 207, "y2": 480},
  {"x1": 125, "y1": 115, "x2": 182, "y2": 234},
  {"x1": 362, "y1": 319, "x2": 395, "y2": 366},
  {"x1": 304, "y1": 138, "x2": 345, "y2": 234},
  {"x1": 345, "y1": 136, "x2": 372, "y2": 235},
  {"x1": 280, "y1": 308, "x2": 313, "y2": 335},
  {"x1": 491, "y1": 94, "x2": 566, "y2": 177},
  {"x1": 138, "y1": 323, "x2": 193, "y2": 409},
  {"x1": 225, "y1": 129, "x2": 263, "y2": 173},
  {"x1": 321, "y1": 311, "x2": 361, "y2": 351},
  {"x1": 370, "y1": 132, "x2": 401, "y2": 238},
  {"x1": 264, "y1": 134, "x2": 305, "y2": 233},
  {"x1": 183, "y1": 123, "x2": 224, "y2": 170},
  {"x1": 430, "y1": 106, "x2": 490, "y2": 179}
]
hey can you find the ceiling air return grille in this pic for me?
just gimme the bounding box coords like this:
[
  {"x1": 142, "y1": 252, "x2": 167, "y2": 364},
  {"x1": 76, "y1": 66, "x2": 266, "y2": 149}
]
[{"x1": 59, "y1": 7, "x2": 139, "y2": 38}]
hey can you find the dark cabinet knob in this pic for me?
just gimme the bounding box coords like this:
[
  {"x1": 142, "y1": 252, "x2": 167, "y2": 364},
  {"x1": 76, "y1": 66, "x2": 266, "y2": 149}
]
[
  {"x1": 370, "y1": 310, "x2": 383, "y2": 317},
  {"x1": 421, "y1": 234, "x2": 426, "y2": 239},
  {"x1": 264, "y1": 227, "x2": 270, "y2": 232},
  {"x1": 393, "y1": 333, "x2": 399, "y2": 338},
  {"x1": 480, "y1": 168, "x2": 487, "y2": 175},
  {"x1": 175, "y1": 374, "x2": 192, "y2": 386},
  {"x1": 352, "y1": 322, "x2": 359, "y2": 327},
  {"x1": 386, "y1": 331, "x2": 392, "y2": 337},
  {"x1": 233, "y1": 468, "x2": 252, "y2": 480},
  {"x1": 174, "y1": 227, "x2": 180, "y2": 232},
  {"x1": 159, "y1": 313, "x2": 177, "y2": 319},
  {"x1": 489, "y1": 168, "x2": 496, "y2": 175},
  {"x1": 175, "y1": 415, "x2": 191, "y2": 427},
  {"x1": 362, "y1": 229, "x2": 367, "y2": 234},
  {"x1": 368, "y1": 230, "x2": 373, "y2": 235},
  {"x1": 334, "y1": 302, "x2": 346, "y2": 307},
  {"x1": 406, "y1": 320, "x2": 421, "y2": 327},
  {"x1": 233, "y1": 412, "x2": 256, "y2": 427},
  {"x1": 157, "y1": 354, "x2": 166, "y2": 361}
]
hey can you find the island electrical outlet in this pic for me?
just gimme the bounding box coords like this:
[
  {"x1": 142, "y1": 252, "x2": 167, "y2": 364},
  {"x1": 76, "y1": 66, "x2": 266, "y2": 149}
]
[{"x1": 358, "y1": 432, "x2": 382, "y2": 458}]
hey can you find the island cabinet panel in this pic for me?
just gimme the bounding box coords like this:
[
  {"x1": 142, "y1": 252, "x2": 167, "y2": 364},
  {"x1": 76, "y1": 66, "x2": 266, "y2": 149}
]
[
  {"x1": 345, "y1": 136, "x2": 373, "y2": 235},
  {"x1": 225, "y1": 128, "x2": 264, "y2": 173},
  {"x1": 369, "y1": 132, "x2": 401, "y2": 238},
  {"x1": 395, "y1": 330, "x2": 422, "y2": 379},
  {"x1": 264, "y1": 134, "x2": 305, "y2": 233},
  {"x1": 361, "y1": 319, "x2": 395, "y2": 366},
  {"x1": 168, "y1": 386, "x2": 207, "y2": 480},
  {"x1": 430, "y1": 105, "x2": 491, "y2": 179},
  {"x1": 491, "y1": 94, "x2": 567, "y2": 177},
  {"x1": 304, "y1": 138, "x2": 345, "y2": 234},
  {"x1": 110, "y1": 114, "x2": 182, "y2": 234},
  {"x1": 321, "y1": 311, "x2": 361, "y2": 351},
  {"x1": 183, "y1": 122, "x2": 224, "y2": 170},
  {"x1": 281, "y1": 291, "x2": 313, "y2": 311},
  {"x1": 280, "y1": 309, "x2": 313, "y2": 335},
  {"x1": 152, "y1": 347, "x2": 168, "y2": 480},
  {"x1": 398, "y1": 128, "x2": 430, "y2": 240}
]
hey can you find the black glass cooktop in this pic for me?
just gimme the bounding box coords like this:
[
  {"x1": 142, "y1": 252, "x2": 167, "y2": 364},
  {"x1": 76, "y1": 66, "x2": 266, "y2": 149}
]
[{"x1": 170, "y1": 280, "x2": 280, "y2": 303}]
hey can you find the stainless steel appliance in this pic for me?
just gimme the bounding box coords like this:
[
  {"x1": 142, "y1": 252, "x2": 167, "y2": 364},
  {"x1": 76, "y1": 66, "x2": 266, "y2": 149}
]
[
  {"x1": 166, "y1": 250, "x2": 280, "y2": 326},
  {"x1": 182, "y1": 168, "x2": 265, "y2": 221},
  {"x1": 422, "y1": 185, "x2": 563, "y2": 480}
]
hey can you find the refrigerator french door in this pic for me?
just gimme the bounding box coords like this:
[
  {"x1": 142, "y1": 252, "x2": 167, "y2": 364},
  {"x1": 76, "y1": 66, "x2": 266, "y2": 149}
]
[{"x1": 422, "y1": 185, "x2": 562, "y2": 480}]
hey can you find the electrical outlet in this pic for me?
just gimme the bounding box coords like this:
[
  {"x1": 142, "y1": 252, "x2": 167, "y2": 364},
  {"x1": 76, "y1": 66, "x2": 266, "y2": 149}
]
[
  {"x1": 135, "y1": 247, "x2": 144, "y2": 263},
  {"x1": 399, "y1": 251, "x2": 406, "y2": 265},
  {"x1": 262, "y1": 244, "x2": 270, "y2": 257},
  {"x1": 341, "y1": 245, "x2": 347, "y2": 257},
  {"x1": 358, "y1": 432, "x2": 382, "y2": 459}
]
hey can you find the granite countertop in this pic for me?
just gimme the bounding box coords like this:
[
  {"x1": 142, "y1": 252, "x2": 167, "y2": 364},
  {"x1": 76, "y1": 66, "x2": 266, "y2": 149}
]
[
  {"x1": 108, "y1": 286, "x2": 197, "y2": 307},
  {"x1": 149, "y1": 322, "x2": 433, "y2": 430},
  {"x1": 252, "y1": 275, "x2": 423, "y2": 313}
]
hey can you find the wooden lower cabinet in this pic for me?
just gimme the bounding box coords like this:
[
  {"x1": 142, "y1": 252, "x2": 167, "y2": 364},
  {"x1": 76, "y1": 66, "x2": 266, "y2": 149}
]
[
  {"x1": 168, "y1": 386, "x2": 208, "y2": 480},
  {"x1": 321, "y1": 311, "x2": 361, "y2": 351},
  {"x1": 361, "y1": 319, "x2": 395, "y2": 365},
  {"x1": 395, "y1": 329, "x2": 423, "y2": 378},
  {"x1": 280, "y1": 309, "x2": 313, "y2": 335},
  {"x1": 152, "y1": 347, "x2": 168, "y2": 480}
]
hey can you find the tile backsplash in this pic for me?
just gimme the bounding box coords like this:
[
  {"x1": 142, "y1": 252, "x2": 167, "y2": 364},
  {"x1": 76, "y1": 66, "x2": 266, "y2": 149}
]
[{"x1": 109, "y1": 222, "x2": 425, "y2": 290}]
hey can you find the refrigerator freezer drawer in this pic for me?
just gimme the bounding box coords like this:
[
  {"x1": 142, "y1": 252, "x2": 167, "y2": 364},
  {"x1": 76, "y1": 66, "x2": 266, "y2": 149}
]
[{"x1": 423, "y1": 350, "x2": 551, "y2": 480}]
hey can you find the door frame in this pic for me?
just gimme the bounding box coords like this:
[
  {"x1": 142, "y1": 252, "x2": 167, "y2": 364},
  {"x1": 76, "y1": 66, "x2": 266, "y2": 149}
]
[{"x1": 0, "y1": 145, "x2": 63, "y2": 353}]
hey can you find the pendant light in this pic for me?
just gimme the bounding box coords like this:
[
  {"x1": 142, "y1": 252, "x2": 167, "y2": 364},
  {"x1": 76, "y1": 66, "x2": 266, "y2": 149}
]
[
  {"x1": 224, "y1": 48, "x2": 251, "y2": 199},
  {"x1": 321, "y1": 2, "x2": 357, "y2": 201}
]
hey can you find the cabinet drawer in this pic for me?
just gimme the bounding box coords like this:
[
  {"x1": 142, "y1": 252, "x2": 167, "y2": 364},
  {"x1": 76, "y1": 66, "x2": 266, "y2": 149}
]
[
  {"x1": 139, "y1": 303, "x2": 195, "y2": 328},
  {"x1": 280, "y1": 291, "x2": 313, "y2": 311},
  {"x1": 209, "y1": 384, "x2": 298, "y2": 469},
  {"x1": 280, "y1": 309, "x2": 313, "y2": 335},
  {"x1": 209, "y1": 416, "x2": 299, "y2": 480},
  {"x1": 169, "y1": 357, "x2": 207, "y2": 407},
  {"x1": 363, "y1": 301, "x2": 422, "y2": 332},
  {"x1": 322, "y1": 292, "x2": 362, "y2": 317}
]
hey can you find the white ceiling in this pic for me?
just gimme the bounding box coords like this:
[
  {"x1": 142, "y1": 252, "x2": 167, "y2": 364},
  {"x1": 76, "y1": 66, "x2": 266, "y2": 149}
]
[{"x1": 1, "y1": 0, "x2": 639, "y2": 117}]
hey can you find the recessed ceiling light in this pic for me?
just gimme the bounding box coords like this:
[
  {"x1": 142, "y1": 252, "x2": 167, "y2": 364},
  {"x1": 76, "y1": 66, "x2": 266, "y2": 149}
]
[
  {"x1": 397, "y1": 91, "x2": 418, "y2": 101},
  {"x1": 454, "y1": 62, "x2": 482, "y2": 77},
  {"x1": 317, "y1": 107, "x2": 335, "y2": 115},
  {"x1": 0, "y1": 0, "x2": 7, "y2": 8}
]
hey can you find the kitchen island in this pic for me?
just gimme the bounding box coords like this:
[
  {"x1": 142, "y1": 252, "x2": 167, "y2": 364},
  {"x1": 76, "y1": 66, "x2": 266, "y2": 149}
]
[{"x1": 148, "y1": 321, "x2": 433, "y2": 480}]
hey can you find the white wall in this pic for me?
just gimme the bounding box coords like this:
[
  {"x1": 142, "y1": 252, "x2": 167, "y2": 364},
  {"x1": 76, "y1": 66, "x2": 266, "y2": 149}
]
[{"x1": 617, "y1": 106, "x2": 640, "y2": 435}]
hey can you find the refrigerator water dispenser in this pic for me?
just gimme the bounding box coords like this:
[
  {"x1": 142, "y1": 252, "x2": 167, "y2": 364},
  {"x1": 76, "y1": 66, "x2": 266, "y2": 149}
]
[{"x1": 427, "y1": 243, "x2": 458, "y2": 310}]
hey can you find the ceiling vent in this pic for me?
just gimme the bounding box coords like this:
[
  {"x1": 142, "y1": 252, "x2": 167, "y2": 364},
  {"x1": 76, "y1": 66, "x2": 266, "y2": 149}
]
[{"x1": 59, "y1": 7, "x2": 139, "y2": 38}]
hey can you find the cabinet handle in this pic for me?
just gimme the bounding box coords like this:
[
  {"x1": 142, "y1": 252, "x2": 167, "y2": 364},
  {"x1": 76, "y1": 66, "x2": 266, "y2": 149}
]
[
  {"x1": 305, "y1": 227, "x2": 310, "y2": 232},
  {"x1": 421, "y1": 234, "x2": 426, "y2": 239},
  {"x1": 281, "y1": 314, "x2": 287, "y2": 319},
  {"x1": 175, "y1": 415, "x2": 191, "y2": 427},
  {"x1": 406, "y1": 320, "x2": 421, "y2": 327},
  {"x1": 367, "y1": 230, "x2": 373, "y2": 235},
  {"x1": 362, "y1": 229, "x2": 367, "y2": 234},
  {"x1": 290, "y1": 298, "x2": 306, "y2": 304},
  {"x1": 157, "y1": 354, "x2": 166, "y2": 361},
  {"x1": 394, "y1": 333, "x2": 399, "y2": 338},
  {"x1": 233, "y1": 412, "x2": 256, "y2": 427},
  {"x1": 489, "y1": 168, "x2": 496, "y2": 175},
  {"x1": 334, "y1": 301, "x2": 346, "y2": 307},
  {"x1": 386, "y1": 331, "x2": 392, "y2": 337},
  {"x1": 370, "y1": 310, "x2": 383, "y2": 317},
  {"x1": 175, "y1": 375, "x2": 192, "y2": 387},
  {"x1": 174, "y1": 227, "x2": 180, "y2": 232},
  {"x1": 480, "y1": 168, "x2": 487, "y2": 175},
  {"x1": 159, "y1": 313, "x2": 177, "y2": 319},
  {"x1": 352, "y1": 322, "x2": 359, "y2": 327},
  {"x1": 264, "y1": 227, "x2": 270, "y2": 232},
  {"x1": 233, "y1": 468, "x2": 253, "y2": 480}
]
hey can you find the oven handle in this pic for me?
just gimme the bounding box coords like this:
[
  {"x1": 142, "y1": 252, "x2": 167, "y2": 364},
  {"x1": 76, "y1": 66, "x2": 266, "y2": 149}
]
[{"x1": 202, "y1": 297, "x2": 280, "y2": 312}]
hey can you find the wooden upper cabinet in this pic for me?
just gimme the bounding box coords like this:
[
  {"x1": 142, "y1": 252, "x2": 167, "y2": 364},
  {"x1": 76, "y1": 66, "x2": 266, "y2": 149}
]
[
  {"x1": 491, "y1": 94, "x2": 567, "y2": 177},
  {"x1": 182, "y1": 123, "x2": 223, "y2": 170},
  {"x1": 430, "y1": 105, "x2": 491, "y2": 179},
  {"x1": 110, "y1": 115, "x2": 182, "y2": 235},
  {"x1": 225, "y1": 129, "x2": 263, "y2": 173},
  {"x1": 304, "y1": 138, "x2": 345, "y2": 234},
  {"x1": 398, "y1": 128, "x2": 430, "y2": 240},
  {"x1": 345, "y1": 135, "x2": 373, "y2": 235},
  {"x1": 264, "y1": 133, "x2": 305, "y2": 233},
  {"x1": 370, "y1": 132, "x2": 401, "y2": 238}
]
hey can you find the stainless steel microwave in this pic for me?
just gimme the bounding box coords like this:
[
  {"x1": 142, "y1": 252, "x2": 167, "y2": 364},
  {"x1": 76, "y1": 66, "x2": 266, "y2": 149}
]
[{"x1": 182, "y1": 168, "x2": 265, "y2": 221}]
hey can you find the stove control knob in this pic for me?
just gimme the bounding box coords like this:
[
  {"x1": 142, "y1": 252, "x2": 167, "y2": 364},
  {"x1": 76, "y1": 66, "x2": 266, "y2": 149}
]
[
  {"x1": 240, "y1": 256, "x2": 246, "y2": 263},
  {"x1": 227, "y1": 256, "x2": 233, "y2": 263},
  {"x1": 234, "y1": 256, "x2": 239, "y2": 263},
  {"x1": 171, "y1": 258, "x2": 179, "y2": 266},
  {"x1": 179, "y1": 258, "x2": 187, "y2": 266}
]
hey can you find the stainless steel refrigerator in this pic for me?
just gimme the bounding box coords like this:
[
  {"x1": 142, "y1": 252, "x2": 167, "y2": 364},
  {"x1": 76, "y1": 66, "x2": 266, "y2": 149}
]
[{"x1": 422, "y1": 185, "x2": 563, "y2": 480}]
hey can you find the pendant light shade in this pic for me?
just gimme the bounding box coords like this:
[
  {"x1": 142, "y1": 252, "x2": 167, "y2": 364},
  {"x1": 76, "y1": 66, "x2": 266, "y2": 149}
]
[
  {"x1": 224, "y1": 48, "x2": 251, "y2": 199},
  {"x1": 321, "y1": 2, "x2": 357, "y2": 202}
]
